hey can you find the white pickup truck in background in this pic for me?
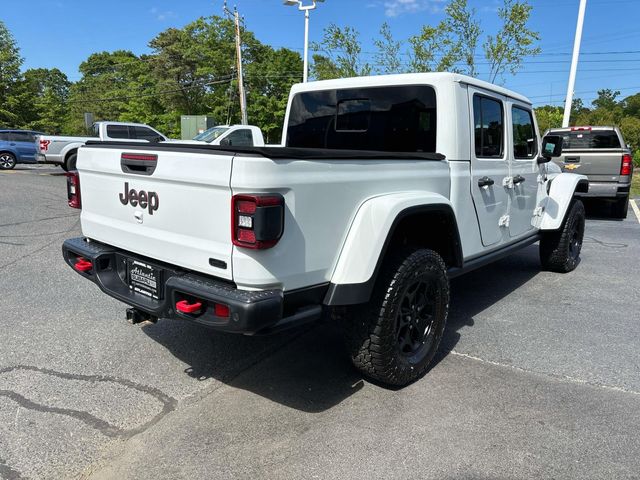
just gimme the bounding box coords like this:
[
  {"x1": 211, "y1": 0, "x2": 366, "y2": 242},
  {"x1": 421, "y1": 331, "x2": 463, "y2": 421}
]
[
  {"x1": 37, "y1": 121, "x2": 168, "y2": 171},
  {"x1": 62, "y1": 73, "x2": 588, "y2": 387},
  {"x1": 172, "y1": 125, "x2": 265, "y2": 147}
]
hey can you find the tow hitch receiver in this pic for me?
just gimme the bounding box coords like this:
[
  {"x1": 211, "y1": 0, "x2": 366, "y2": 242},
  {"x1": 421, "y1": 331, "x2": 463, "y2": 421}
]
[
  {"x1": 126, "y1": 308, "x2": 158, "y2": 324},
  {"x1": 73, "y1": 257, "x2": 93, "y2": 272},
  {"x1": 175, "y1": 300, "x2": 203, "y2": 314}
]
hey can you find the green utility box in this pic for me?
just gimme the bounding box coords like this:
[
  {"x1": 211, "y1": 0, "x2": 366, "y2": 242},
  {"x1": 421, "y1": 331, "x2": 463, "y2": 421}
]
[{"x1": 180, "y1": 115, "x2": 217, "y2": 140}]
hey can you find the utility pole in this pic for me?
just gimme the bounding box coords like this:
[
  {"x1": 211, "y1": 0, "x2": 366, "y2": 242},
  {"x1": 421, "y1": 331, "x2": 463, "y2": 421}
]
[
  {"x1": 224, "y1": 1, "x2": 248, "y2": 125},
  {"x1": 562, "y1": 0, "x2": 587, "y2": 128}
]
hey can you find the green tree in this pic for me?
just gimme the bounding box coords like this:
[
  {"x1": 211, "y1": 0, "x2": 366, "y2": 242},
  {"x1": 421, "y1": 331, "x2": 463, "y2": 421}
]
[
  {"x1": 311, "y1": 24, "x2": 371, "y2": 80},
  {"x1": 374, "y1": 22, "x2": 404, "y2": 74},
  {"x1": 12, "y1": 68, "x2": 70, "y2": 133},
  {"x1": 65, "y1": 51, "x2": 161, "y2": 134},
  {"x1": 622, "y1": 92, "x2": 640, "y2": 117},
  {"x1": 535, "y1": 105, "x2": 563, "y2": 133},
  {"x1": 409, "y1": 0, "x2": 480, "y2": 75},
  {"x1": 484, "y1": 0, "x2": 540, "y2": 83},
  {"x1": 592, "y1": 89, "x2": 620, "y2": 111},
  {"x1": 0, "y1": 21, "x2": 23, "y2": 125},
  {"x1": 148, "y1": 15, "x2": 269, "y2": 135},
  {"x1": 619, "y1": 116, "x2": 640, "y2": 150},
  {"x1": 246, "y1": 47, "x2": 302, "y2": 143}
]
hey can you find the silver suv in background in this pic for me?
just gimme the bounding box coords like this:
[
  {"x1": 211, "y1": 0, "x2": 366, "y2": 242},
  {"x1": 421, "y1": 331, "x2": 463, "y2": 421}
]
[{"x1": 546, "y1": 126, "x2": 634, "y2": 218}]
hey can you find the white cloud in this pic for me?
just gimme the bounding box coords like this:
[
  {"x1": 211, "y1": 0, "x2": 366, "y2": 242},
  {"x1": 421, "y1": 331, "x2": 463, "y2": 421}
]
[
  {"x1": 383, "y1": 0, "x2": 446, "y2": 17},
  {"x1": 150, "y1": 7, "x2": 175, "y2": 21}
]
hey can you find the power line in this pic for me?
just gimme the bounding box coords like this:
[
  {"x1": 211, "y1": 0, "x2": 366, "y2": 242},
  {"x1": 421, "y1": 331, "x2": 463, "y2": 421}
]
[
  {"x1": 528, "y1": 85, "x2": 640, "y2": 100},
  {"x1": 66, "y1": 76, "x2": 235, "y2": 105}
]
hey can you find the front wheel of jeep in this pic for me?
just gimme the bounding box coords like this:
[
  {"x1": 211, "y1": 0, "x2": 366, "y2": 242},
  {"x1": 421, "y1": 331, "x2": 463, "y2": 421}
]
[{"x1": 540, "y1": 199, "x2": 586, "y2": 273}]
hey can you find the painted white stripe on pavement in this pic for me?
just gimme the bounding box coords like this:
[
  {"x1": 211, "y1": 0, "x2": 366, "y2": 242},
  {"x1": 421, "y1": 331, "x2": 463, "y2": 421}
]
[{"x1": 631, "y1": 199, "x2": 640, "y2": 225}]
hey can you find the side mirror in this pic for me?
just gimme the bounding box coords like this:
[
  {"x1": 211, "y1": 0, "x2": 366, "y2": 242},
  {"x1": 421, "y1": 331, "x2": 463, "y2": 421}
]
[
  {"x1": 538, "y1": 135, "x2": 563, "y2": 164},
  {"x1": 220, "y1": 137, "x2": 231, "y2": 146}
]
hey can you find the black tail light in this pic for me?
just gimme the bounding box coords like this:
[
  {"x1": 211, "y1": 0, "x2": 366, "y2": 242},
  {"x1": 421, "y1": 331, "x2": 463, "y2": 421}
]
[
  {"x1": 231, "y1": 194, "x2": 284, "y2": 249},
  {"x1": 66, "y1": 171, "x2": 81, "y2": 209}
]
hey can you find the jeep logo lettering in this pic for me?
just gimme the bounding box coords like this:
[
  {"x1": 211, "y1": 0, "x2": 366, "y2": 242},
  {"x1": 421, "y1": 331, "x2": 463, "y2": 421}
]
[{"x1": 119, "y1": 182, "x2": 159, "y2": 215}]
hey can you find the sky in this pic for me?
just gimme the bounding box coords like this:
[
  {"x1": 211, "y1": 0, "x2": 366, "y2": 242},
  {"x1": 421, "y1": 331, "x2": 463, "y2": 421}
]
[{"x1": 2, "y1": 0, "x2": 640, "y2": 108}]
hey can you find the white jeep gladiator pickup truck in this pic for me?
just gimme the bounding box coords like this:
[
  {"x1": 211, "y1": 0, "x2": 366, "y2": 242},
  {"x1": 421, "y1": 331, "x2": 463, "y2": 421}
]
[
  {"x1": 62, "y1": 73, "x2": 588, "y2": 386},
  {"x1": 37, "y1": 121, "x2": 167, "y2": 171}
]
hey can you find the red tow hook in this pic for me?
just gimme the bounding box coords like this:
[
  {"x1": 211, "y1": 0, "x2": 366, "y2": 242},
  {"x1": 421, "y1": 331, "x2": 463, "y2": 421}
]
[
  {"x1": 74, "y1": 258, "x2": 93, "y2": 272},
  {"x1": 176, "y1": 300, "x2": 203, "y2": 314}
]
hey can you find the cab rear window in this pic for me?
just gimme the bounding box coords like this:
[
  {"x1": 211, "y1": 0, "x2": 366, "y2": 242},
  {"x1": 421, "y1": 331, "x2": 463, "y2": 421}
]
[
  {"x1": 286, "y1": 85, "x2": 437, "y2": 153},
  {"x1": 561, "y1": 131, "x2": 621, "y2": 149}
]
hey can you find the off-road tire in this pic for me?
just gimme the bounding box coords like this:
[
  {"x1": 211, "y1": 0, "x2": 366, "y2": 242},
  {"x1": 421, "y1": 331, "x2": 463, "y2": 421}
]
[
  {"x1": 63, "y1": 153, "x2": 77, "y2": 172},
  {"x1": 612, "y1": 196, "x2": 629, "y2": 219},
  {"x1": 0, "y1": 152, "x2": 17, "y2": 170},
  {"x1": 540, "y1": 199, "x2": 585, "y2": 273},
  {"x1": 338, "y1": 248, "x2": 450, "y2": 387}
]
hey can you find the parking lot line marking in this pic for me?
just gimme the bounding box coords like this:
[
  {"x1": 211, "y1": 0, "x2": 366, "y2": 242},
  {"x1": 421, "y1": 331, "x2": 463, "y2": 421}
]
[
  {"x1": 631, "y1": 199, "x2": 640, "y2": 225},
  {"x1": 449, "y1": 350, "x2": 640, "y2": 396}
]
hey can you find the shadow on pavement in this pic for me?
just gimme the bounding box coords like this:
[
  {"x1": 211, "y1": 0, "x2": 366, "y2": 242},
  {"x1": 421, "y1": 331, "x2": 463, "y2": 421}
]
[
  {"x1": 142, "y1": 318, "x2": 363, "y2": 413},
  {"x1": 582, "y1": 197, "x2": 626, "y2": 221},
  {"x1": 143, "y1": 246, "x2": 541, "y2": 412}
]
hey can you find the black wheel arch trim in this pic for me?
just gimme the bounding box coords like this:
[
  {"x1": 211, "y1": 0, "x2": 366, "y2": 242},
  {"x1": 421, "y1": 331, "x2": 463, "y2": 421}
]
[
  {"x1": 575, "y1": 179, "x2": 589, "y2": 194},
  {"x1": 324, "y1": 203, "x2": 463, "y2": 306}
]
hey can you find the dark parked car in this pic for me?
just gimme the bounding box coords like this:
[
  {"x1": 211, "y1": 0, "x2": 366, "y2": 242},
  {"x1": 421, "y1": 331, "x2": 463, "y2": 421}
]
[{"x1": 0, "y1": 129, "x2": 44, "y2": 170}]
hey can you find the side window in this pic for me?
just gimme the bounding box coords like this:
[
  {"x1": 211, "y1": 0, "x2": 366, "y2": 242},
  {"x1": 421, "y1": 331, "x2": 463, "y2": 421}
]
[
  {"x1": 512, "y1": 106, "x2": 538, "y2": 159},
  {"x1": 0, "y1": 132, "x2": 11, "y2": 141},
  {"x1": 10, "y1": 132, "x2": 35, "y2": 143},
  {"x1": 133, "y1": 126, "x2": 161, "y2": 141},
  {"x1": 223, "y1": 129, "x2": 254, "y2": 146},
  {"x1": 473, "y1": 95, "x2": 504, "y2": 158},
  {"x1": 106, "y1": 125, "x2": 129, "y2": 139}
]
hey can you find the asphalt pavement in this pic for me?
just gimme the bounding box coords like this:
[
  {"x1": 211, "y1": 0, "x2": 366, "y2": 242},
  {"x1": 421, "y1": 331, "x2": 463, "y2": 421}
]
[{"x1": 1, "y1": 165, "x2": 639, "y2": 479}]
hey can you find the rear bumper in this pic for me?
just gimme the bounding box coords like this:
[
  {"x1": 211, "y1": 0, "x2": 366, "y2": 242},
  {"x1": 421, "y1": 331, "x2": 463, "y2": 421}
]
[
  {"x1": 62, "y1": 237, "x2": 322, "y2": 334},
  {"x1": 576, "y1": 181, "x2": 629, "y2": 198}
]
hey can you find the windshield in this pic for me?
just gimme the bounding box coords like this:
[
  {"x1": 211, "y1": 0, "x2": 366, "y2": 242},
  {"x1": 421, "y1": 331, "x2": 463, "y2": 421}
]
[{"x1": 193, "y1": 126, "x2": 229, "y2": 142}]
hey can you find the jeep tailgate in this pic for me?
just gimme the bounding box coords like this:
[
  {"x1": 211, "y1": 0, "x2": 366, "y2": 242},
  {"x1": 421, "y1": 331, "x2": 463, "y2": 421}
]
[{"x1": 77, "y1": 145, "x2": 235, "y2": 281}]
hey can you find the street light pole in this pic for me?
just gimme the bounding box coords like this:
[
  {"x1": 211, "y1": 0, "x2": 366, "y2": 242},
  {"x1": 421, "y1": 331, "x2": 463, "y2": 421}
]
[
  {"x1": 562, "y1": 0, "x2": 588, "y2": 128},
  {"x1": 284, "y1": 0, "x2": 323, "y2": 83},
  {"x1": 303, "y1": 8, "x2": 310, "y2": 83}
]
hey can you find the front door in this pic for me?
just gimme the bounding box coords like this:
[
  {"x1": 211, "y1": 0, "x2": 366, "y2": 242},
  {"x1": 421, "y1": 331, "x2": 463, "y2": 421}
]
[
  {"x1": 469, "y1": 88, "x2": 511, "y2": 247},
  {"x1": 508, "y1": 103, "x2": 540, "y2": 238}
]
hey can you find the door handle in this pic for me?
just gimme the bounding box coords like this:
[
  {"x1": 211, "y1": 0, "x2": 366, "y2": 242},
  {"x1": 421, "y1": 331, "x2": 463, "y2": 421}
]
[
  {"x1": 565, "y1": 156, "x2": 580, "y2": 163},
  {"x1": 478, "y1": 176, "x2": 495, "y2": 188},
  {"x1": 513, "y1": 175, "x2": 525, "y2": 185},
  {"x1": 9, "y1": 143, "x2": 16, "y2": 146}
]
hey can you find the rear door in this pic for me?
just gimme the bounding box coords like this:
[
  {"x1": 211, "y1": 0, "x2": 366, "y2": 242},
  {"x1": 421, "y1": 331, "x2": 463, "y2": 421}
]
[
  {"x1": 132, "y1": 126, "x2": 165, "y2": 142},
  {"x1": 468, "y1": 87, "x2": 511, "y2": 247},
  {"x1": 105, "y1": 124, "x2": 131, "y2": 141},
  {"x1": 9, "y1": 131, "x2": 37, "y2": 162},
  {"x1": 78, "y1": 146, "x2": 236, "y2": 280},
  {"x1": 507, "y1": 103, "x2": 540, "y2": 238},
  {"x1": 555, "y1": 129, "x2": 624, "y2": 182}
]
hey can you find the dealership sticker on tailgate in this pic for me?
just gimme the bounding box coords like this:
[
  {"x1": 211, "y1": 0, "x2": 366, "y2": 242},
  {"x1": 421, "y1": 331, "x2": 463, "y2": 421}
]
[{"x1": 128, "y1": 259, "x2": 162, "y2": 300}]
